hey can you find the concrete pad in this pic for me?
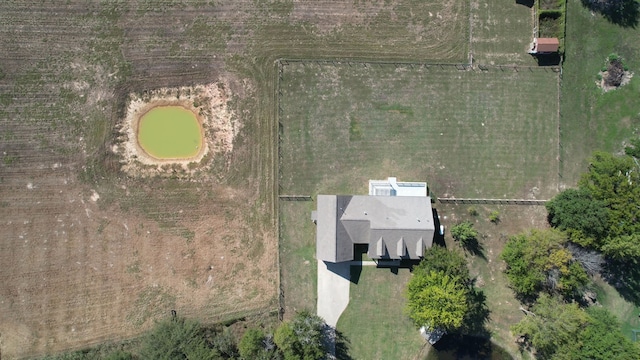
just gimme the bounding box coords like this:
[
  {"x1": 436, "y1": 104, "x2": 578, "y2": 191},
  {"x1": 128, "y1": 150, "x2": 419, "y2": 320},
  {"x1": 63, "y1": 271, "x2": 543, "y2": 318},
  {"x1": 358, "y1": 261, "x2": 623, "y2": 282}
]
[{"x1": 317, "y1": 260, "x2": 351, "y2": 327}]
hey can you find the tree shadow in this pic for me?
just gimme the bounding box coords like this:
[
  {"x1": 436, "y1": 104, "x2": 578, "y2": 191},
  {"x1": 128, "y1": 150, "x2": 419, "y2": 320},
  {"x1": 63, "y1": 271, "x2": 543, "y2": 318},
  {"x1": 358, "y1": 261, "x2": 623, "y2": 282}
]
[
  {"x1": 462, "y1": 286, "x2": 491, "y2": 337},
  {"x1": 603, "y1": 258, "x2": 640, "y2": 305},
  {"x1": 462, "y1": 237, "x2": 487, "y2": 260},
  {"x1": 334, "y1": 329, "x2": 352, "y2": 360},
  {"x1": 430, "y1": 334, "x2": 513, "y2": 360},
  {"x1": 515, "y1": 0, "x2": 535, "y2": 8},
  {"x1": 581, "y1": 0, "x2": 639, "y2": 28}
]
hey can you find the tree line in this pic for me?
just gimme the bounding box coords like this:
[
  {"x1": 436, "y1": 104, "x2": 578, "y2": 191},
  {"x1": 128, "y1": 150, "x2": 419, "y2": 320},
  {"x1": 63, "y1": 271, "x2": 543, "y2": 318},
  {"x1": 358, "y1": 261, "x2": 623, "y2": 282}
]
[
  {"x1": 501, "y1": 150, "x2": 640, "y2": 358},
  {"x1": 39, "y1": 311, "x2": 344, "y2": 360}
]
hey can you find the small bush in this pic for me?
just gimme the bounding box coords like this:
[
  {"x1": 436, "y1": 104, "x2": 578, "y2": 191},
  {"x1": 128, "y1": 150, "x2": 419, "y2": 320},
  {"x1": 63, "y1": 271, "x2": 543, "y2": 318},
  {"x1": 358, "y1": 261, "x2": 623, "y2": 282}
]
[
  {"x1": 489, "y1": 211, "x2": 500, "y2": 224},
  {"x1": 467, "y1": 206, "x2": 479, "y2": 216},
  {"x1": 451, "y1": 221, "x2": 478, "y2": 245}
]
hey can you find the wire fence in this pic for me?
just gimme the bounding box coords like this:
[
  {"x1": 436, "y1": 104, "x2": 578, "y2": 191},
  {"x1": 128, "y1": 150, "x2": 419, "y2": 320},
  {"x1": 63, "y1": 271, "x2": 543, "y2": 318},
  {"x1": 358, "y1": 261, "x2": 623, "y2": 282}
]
[
  {"x1": 437, "y1": 198, "x2": 547, "y2": 205},
  {"x1": 277, "y1": 58, "x2": 561, "y2": 73},
  {"x1": 274, "y1": 57, "x2": 560, "y2": 319}
]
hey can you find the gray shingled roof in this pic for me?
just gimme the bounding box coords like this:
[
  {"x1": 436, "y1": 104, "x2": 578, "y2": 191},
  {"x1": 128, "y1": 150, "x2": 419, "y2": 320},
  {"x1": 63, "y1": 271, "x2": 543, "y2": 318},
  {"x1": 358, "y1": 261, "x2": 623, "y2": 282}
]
[{"x1": 316, "y1": 195, "x2": 435, "y2": 262}]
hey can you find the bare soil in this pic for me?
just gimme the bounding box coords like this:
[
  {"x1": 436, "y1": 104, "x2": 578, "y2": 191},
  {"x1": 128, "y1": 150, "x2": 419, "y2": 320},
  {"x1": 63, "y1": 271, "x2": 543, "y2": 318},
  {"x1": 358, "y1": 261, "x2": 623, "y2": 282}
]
[
  {"x1": 597, "y1": 70, "x2": 634, "y2": 92},
  {"x1": 116, "y1": 82, "x2": 236, "y2": 177},
  {"x1": 0, "y1": 0, "x2": 469, "y2": 358}
]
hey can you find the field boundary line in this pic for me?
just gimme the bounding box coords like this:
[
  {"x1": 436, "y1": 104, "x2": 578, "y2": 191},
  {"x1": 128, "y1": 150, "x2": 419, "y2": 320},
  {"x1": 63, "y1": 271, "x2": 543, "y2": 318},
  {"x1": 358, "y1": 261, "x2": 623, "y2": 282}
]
[
  {"x1": 275, "y1": 59, "x2": 285, "y2": 321},
  {"x1": 437, "y1": 198, "x2": 548, "y2": 205},
  {"x1": 276, "y1": 58, "x2": 561, "y2": 73},
  {"x1": 469, "y1": 0, "x2": 474, "y2": 65}
]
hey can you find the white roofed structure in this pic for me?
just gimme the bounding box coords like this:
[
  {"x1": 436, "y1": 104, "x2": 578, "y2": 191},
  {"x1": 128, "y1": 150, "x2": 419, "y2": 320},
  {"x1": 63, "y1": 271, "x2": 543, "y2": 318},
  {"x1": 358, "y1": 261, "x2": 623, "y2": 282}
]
[{"x1": 369, "y1": 177, "x2": 427, "y2": 197}]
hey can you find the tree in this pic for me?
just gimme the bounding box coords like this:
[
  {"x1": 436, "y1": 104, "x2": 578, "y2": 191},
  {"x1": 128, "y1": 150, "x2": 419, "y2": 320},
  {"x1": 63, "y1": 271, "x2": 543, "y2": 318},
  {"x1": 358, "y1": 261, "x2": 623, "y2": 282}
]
[
  {"x1": 450, "y1": 221, "x2": 478, "y2": 245},
  {"x1": 274, "y1": 311, "x2": 326, "y2": 360},
  {"x1": 501, "y1": 229, "x2": 589, "y2": 300},
  {"x1": 624, "y1": 138, "x2": 640, "y2": 158},
  {"x1": 239, "y1": 328, "x2": 265, "y2": 359},
  {"x1": 512, "y1": 294, "x2": 590, "y2": 358},
  {"x1": 545, "y1": 188, "x2": 610, "y2": 246},
  {"x1": 513, "y1": 295, "x2": 640, "y2": 359},
  {"x1": 138, "y1": 317, "x2": 226, "y2": 360},
  {"x1": 579, "y1": 151, "x2": 640, "y2": 238},
  {"x1": 406, "y1": 270, "x2": 469, "y2": 332},
  {"x1": 566, "y1": 307, "x2": 640, "y2": 360},
  {"x1": 406, "y1": 247, "x2": 488, "y2": 335},
  {"x1": 415, "y1": 245, "x2": 471, "y2": 282},
  {"x1": 239, "y1": 328, "x2": 280, "y2": 360}
]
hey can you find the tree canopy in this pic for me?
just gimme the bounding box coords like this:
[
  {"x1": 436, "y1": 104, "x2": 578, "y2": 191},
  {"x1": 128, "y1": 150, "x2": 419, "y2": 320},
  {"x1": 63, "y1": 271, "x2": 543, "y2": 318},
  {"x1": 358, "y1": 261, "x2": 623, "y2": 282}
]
[
  {"x1": 406, "y1": 247, "x2": 488, "y2": 334},
  {"x1": 501, "y1": 229, "x2": 588, "y2": 300},
  {"x1": 406, "y1": 270, "x2": 469, "y2": 331},
  {"x1": 274, "y1": 311, "x2": 327, "y2": 360},
  {"x1": 545, "y1": 188, "x2": 610, "y2": 245},
  {"x1": 547, "y1": 151, "x2": 640, "y2": 261},
  {"x1": 513, "y1": 295, "x2": 640, "y2": 359},
  {"x1": 138, "y1": 317, "x2": 234, "y2": 360}
]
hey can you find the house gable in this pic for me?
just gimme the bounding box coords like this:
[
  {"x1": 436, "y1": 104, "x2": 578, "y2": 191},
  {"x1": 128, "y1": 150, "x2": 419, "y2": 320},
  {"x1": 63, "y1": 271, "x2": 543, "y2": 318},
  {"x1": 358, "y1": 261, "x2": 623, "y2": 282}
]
[{"x1": 315, "y1": 194, "x2": 435, "y2": 262}]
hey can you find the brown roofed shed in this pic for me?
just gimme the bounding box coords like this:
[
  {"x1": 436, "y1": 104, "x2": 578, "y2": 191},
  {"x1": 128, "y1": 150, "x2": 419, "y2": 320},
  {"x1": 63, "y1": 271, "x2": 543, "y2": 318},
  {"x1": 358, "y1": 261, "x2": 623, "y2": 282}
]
[{"x1": 535, "y1": 38, "x2": 559, "y2": 53}]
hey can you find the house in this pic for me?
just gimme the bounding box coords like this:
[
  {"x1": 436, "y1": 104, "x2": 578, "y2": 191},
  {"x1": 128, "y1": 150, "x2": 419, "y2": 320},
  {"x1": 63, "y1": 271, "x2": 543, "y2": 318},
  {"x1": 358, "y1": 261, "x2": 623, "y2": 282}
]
[
  {"x1": 529, "y1": 37, "x2": 559, "y2": 54},
  {"x1": 312, "y1": 178, "x2": 435, "y2": 263}
]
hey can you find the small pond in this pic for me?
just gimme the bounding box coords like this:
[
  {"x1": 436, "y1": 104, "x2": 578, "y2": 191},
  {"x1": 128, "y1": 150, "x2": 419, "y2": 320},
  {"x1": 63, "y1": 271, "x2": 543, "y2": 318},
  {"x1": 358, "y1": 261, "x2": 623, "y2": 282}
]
[{"x1": 138, "y1": 105, "x2": 203, "y2": 159}]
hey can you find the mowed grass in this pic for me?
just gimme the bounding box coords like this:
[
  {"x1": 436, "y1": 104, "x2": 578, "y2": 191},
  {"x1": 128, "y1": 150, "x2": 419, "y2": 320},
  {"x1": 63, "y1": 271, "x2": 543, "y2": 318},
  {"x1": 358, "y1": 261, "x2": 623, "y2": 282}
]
[
  {"x1": 471, "y1": 0, "x2": 537, "y2": 66},
  {"x1": 138, "y1": 106, "x2": 203, "y2": 159},
  {"x1": 560, "y1": 0, "x2": 640, "y2": 185},
  {"x1": 336, "y1": 266, "x2": 427, "y2": 360},
  {"x1": 278, "y1": 63, "x2": 560, "y2": 358},
  {"x1": 279, "y1": 201, "x2": 318, "y2": 315},
  {"x1": 279, "y1": 63, "x2": 560, "y2": 200}
]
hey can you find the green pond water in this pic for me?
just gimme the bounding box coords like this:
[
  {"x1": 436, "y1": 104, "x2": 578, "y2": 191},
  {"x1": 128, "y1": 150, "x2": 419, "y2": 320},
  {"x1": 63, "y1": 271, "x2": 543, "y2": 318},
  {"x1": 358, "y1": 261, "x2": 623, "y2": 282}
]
[{"x1": 138, "y1": 106, "x2": 203, "y2": 159}]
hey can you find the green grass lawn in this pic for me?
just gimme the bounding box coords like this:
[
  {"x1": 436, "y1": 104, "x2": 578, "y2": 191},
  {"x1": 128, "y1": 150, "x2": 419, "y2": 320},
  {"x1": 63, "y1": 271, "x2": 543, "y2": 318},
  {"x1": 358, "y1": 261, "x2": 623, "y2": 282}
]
[
  {"x1": 593, "y1": 278, "x2": 640, "y2": 341},
  {"x1": 336, "y1": 266, "x2": 427, "y2": 359},
  {"x1": 278, "y1": 201, "x2": 318, "y2": 316},
  {"x1": 471, "y1": 0, "x2": 538, "y2": 66},
  {"x1": 559, "y1": 0, "x2": 640, "y2": 185},
  {"x1": 279, "y1": 63, "x2": 560, "y2": 200}
]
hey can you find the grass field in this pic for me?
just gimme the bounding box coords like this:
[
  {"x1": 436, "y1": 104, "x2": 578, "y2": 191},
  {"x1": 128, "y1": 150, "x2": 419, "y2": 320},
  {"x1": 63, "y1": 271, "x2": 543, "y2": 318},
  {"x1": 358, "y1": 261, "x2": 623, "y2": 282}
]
[
  {"x1": 558, "y1": 0, "x2": 640, "y2": 339},
  {"x1": 336, "y1": 267, "x2": 427, "y2": 359},
  {"x1": 279, "y1": 63, "x2": 560, "y2": 199},
  {"x1": 1, "y1": 0, "x2": 637, "y2": 358},
  {"x1": 0, "y1": 0, "x2": 473, "y2": 357},
  {"x1": 277, "y1": 62, "x2": 560, "y2": 358},
  {"x1": 560, "y1": 0, "x2": 640, "y2": 185},
  {"x1": 471, "y1": 0, "x2": 537, "y2": 66}
]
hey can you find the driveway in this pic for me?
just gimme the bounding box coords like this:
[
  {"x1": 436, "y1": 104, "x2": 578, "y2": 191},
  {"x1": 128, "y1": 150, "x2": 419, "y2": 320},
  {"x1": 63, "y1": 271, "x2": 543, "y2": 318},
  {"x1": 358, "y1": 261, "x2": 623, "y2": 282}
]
[{"x1": 317, "y1": 260, "x2": 351, "y2": 327}]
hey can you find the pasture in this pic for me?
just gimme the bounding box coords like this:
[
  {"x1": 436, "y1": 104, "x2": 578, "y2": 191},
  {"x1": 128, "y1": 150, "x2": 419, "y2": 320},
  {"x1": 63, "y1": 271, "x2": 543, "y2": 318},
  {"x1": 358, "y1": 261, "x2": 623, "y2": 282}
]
[
  {"x1": 5, "y1": 0, "x2": 634, "y2": 358},
  {"x1": 277, "y1": 61, "x2": 560, "y2": 358},
  {"x1": 278, "y1": 63, "x2": 560, "y2": 199},
  {"x1": 0, "y1": 0, "x2": 471, "y2": 357}
]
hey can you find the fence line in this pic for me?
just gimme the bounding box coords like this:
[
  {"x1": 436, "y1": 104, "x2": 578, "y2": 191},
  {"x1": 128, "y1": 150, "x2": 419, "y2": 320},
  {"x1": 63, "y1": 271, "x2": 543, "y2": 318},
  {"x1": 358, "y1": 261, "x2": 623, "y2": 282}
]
[
  {"x1": 437, "y1": 198, "x2": 547, "y2": 205},
  {"x1": 276, "y1": 58, "x2": 561, "y2": 73},
  {"x1": 279, "y1": 195, "x2": 313, "y2": 201}
]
